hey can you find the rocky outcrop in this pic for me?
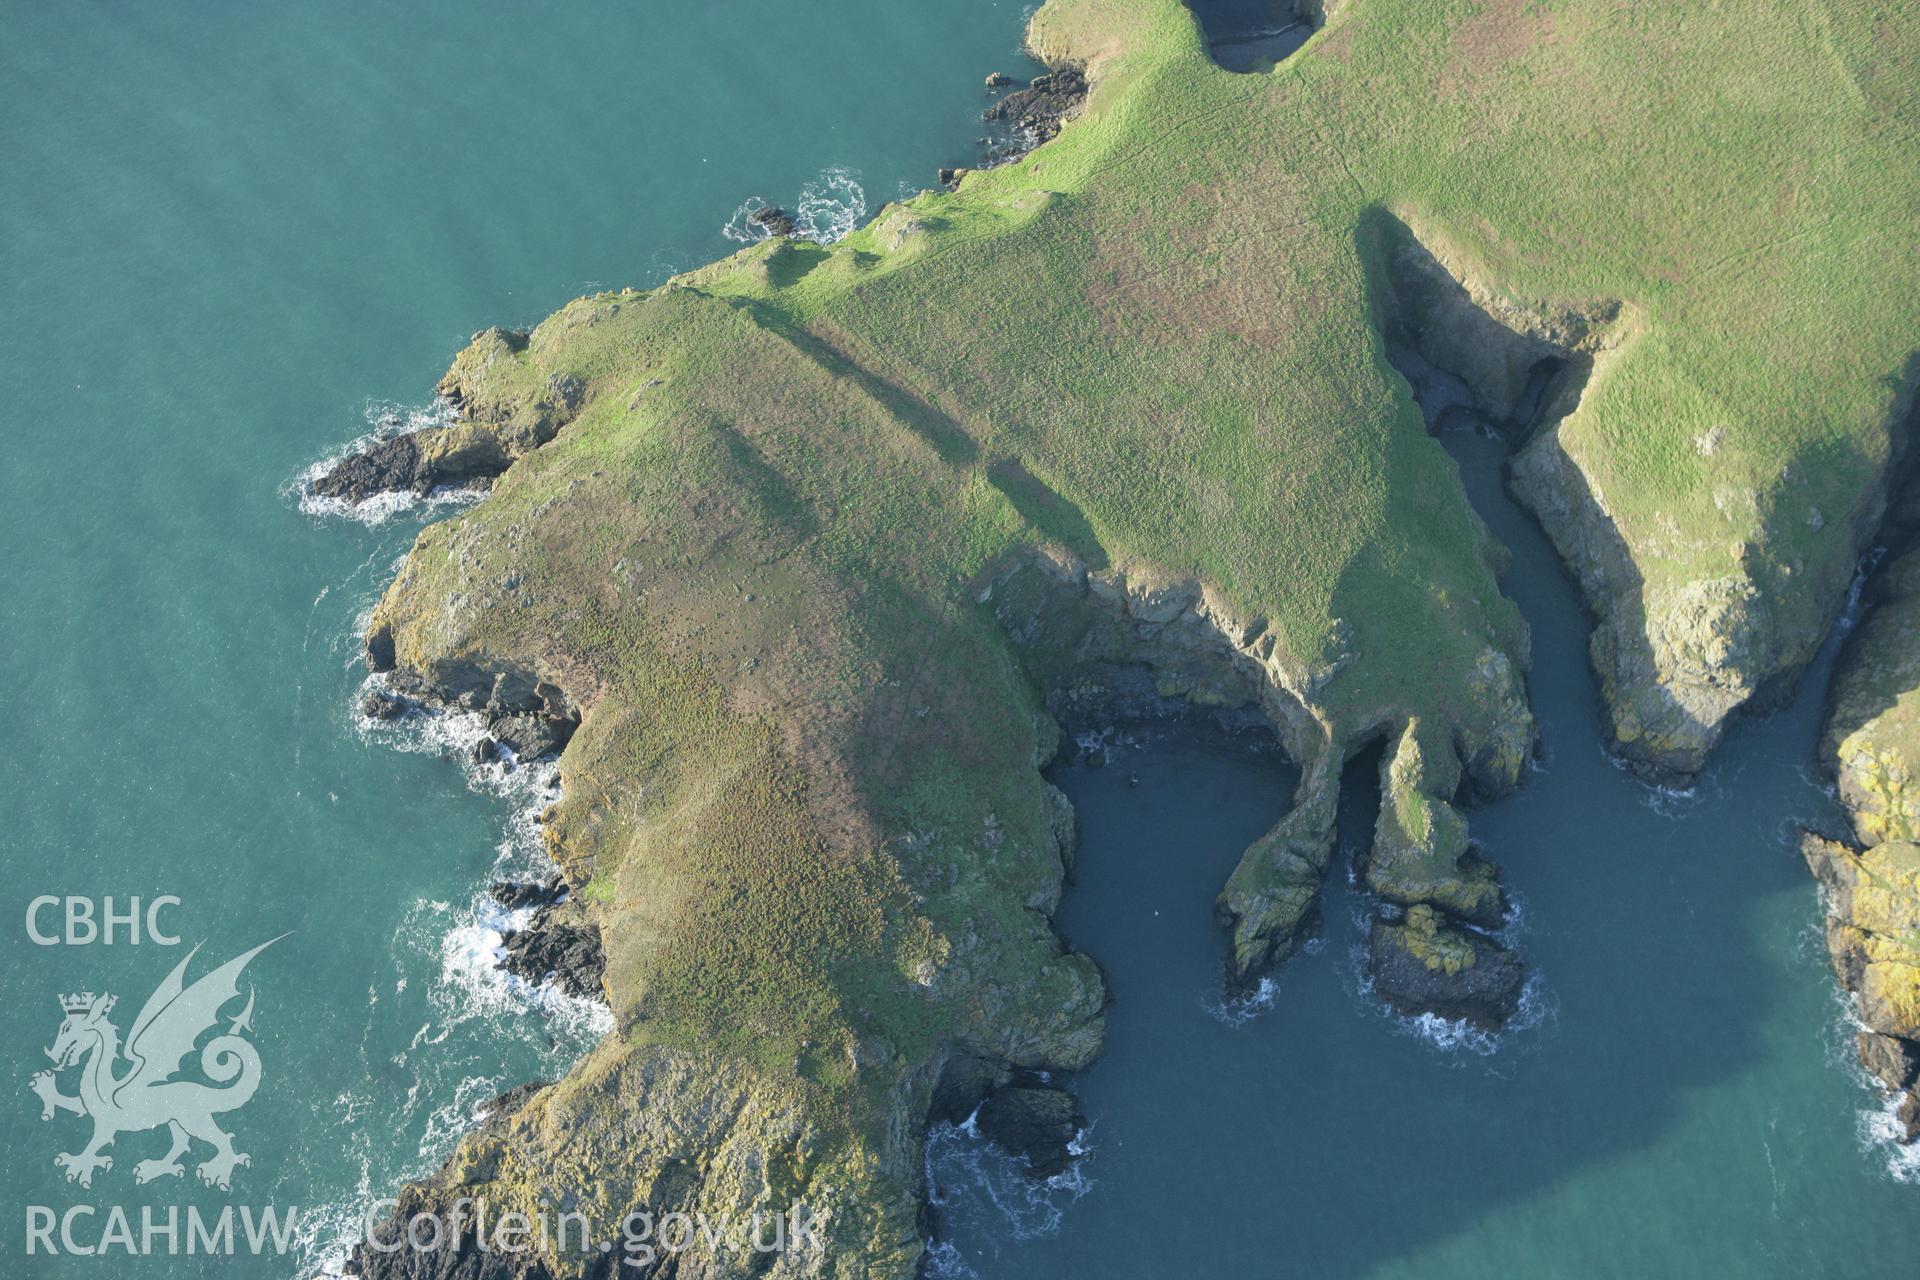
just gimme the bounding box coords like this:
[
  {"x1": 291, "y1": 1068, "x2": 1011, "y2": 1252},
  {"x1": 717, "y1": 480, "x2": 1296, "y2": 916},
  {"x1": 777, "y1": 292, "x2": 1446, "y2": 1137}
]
[
  {"x1": 491, "y1": 879, "x2": 608, "y2": 1002},
  {"x1": 366, "y1": 635, "x2": 581, "y2": 763},
  {"x1": 748, "y1": 206, "x2": 799, "y2": 238},
  {"x1": 1808, "y1": 533, "x2": 1920, "y2": 1137},
  {"x1": 311, "y1": 424, "x2": 510, "y2": 505},
  {"x1": 313, "y1": 327, "x2": 583, "y2": 507},
  {"x1": 972, "y1": 1082, "x2": 1083, "y2": 1179},
  {"x1": 1826, "y1": 547, "x2": 1920, "y2": 847},
  {"x1": 981, "y1": 66, "x2": 1087, "y2": 153},
  {"x1": 1367, "y1": 905, "x2": 1524, "y2": 1031},
  {"x1": 984, "y1": 544, "x2": 1534, "y2": 1024},
  {"x1": 349, "y1": 1084, "x2": 555, "y2": 1280},
  {"x1": 1362, "y1": 720, "x2": 1506, "y2": 929},
  {"x1": 1803, "y1": 834, "x2": 1920, "y2": 1137}
]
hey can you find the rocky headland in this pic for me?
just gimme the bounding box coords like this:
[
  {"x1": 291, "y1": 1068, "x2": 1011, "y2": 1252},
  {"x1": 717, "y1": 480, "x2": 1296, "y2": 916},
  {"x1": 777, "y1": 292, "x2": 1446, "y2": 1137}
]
[{"x1": 317, "y1": 0, "x2": 1920, "y2": 1272}]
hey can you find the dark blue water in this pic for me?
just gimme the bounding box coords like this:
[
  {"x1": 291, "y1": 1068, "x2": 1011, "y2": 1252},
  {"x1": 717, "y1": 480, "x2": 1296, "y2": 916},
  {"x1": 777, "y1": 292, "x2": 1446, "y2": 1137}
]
[{"x1": 927, "y1": 424, "x2": 1917, "y2": 1278}]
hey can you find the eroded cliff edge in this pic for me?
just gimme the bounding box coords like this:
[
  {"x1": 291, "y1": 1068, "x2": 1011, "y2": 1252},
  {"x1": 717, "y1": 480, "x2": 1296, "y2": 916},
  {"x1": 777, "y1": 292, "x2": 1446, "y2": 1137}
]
[{"x1": 1806, "y1": 478, "x2": 1920, "y2": 1139}]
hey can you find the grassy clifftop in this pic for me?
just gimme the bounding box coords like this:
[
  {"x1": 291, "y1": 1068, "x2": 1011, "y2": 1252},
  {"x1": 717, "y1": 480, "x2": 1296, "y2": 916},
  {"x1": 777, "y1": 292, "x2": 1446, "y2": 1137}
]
[{"x1": 352, "y1": 0, "x2": 1919, "y2": 1273}]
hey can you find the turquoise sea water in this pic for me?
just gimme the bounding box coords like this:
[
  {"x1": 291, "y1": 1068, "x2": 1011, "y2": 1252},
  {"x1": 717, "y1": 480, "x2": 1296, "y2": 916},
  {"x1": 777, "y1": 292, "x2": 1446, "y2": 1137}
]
[{"x1": 1, "y1": 4, "x2": 1914, "y2": 1278}]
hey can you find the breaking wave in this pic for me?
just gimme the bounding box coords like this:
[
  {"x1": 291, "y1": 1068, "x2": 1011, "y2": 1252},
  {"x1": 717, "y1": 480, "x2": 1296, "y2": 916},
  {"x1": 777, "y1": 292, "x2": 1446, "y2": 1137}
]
[
  {"x1": 297, "y1": 674, "x2": 610, "y2": 1278},
  {"x1": 1343, "y1": 890, "x2": 1555, "y2": 1062},
  {"x1": 287, "y1": 399, "x2": 484, "y2": 526},
  {"x1": 921, "y1": 1116, "x2": 1095, "y2": 1278},
  {"x1": 723, "y1": 167, "x2": 868, "y2": 245}
]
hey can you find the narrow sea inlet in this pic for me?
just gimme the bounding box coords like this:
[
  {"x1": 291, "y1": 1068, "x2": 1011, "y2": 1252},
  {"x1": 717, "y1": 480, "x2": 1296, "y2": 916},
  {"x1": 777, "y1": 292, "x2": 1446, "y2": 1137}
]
[{"x1": 926, "y1": 420, "x2": 1920, "y2": 1277}]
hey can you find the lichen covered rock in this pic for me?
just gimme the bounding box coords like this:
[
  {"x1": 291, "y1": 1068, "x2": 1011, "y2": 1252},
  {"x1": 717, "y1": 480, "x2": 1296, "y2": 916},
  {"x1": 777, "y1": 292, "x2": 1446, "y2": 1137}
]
[{"x1": 1366, "y1": 905, "x2": 1524, "y2": 1032}]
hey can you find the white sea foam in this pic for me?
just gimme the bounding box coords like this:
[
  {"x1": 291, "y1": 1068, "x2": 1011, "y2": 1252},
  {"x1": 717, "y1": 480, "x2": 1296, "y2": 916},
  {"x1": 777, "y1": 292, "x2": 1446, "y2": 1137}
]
[
  {"x1": 287, "y1": 399, "x2": 485, "y2": 526},
  {"x1": 294, "y1": 679, "x2": 610, "y2": 1277},
  {"x1": 1381, "y1": 971, "x2": 1554, "y2": 1059},
  {"x1": 723, "y1": 167, "x2": 868, "y2": 246},
  {"x1": 1860, "y1": 1096, "x2": 1920, "y2": 1183},
  {"x1": 921, "y1": 1115, "x2": 1095, "y2": 1272},
  {"x1": 1810, "y1": 918, "x2": 1920, "y2": 1184},
  {"x1": 1207, "y1": 974, "x2": 1278, "y2": 1026}
]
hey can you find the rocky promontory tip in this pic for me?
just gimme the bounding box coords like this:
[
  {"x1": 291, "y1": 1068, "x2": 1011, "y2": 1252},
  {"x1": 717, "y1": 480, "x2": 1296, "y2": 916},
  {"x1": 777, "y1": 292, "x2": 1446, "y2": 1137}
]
[
  {"x1": 983, "y1": 65, "x2": 1086, "y2": 147},
  {"x1": 1367, "y1": 905, "x2": 1525, "y2": 1032},
  {"x1": 310, "y1": 324, "x2": 582, "y2": 508},
  {"x1": 365, "y1": 629, "x2": 581, "y2": 764},
  {"x1": 949, "y1": 61, "x2": 1090, "y2": 178}
]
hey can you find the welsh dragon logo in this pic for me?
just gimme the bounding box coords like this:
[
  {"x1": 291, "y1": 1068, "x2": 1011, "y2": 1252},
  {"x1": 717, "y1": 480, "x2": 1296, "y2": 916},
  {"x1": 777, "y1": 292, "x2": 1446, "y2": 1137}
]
[{"x1": 29, "y1": 938, "x2": 280, "y2": 1191}]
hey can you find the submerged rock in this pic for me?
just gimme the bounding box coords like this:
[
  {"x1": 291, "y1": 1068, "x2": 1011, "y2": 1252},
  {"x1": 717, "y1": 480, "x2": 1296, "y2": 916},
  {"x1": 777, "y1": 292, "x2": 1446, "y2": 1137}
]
[
  {"x1": 748, "y1": 205, "x2": 798, "y2": 237},
  {"x1": 1367, "y1": 905, "x2": 1524, "y2": 1032}
]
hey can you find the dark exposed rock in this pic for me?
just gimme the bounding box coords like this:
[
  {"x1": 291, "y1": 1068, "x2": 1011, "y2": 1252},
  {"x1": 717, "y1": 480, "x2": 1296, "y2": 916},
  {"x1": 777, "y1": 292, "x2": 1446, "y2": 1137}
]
[
  {"x1": 311, "y1": 424, "x2": 509, "y2": 506},
  {"x1": 973, "y1": 1082, "x2": 1083, "y2": 1180},
  {"x1": 1898, "y1": 1091, "x2": 1920, "y2": 1144},
  {"x1": 500, "y1": 899, "x2": 605, "y2": 1002},
  {"x1": 928, "y1": 1051, "x2": 1008, "y2": 1128},
  {"x1": 937, "y1": 167, "x2": 965, "y2": 190},
  {"x1": 748, "y1": 205, "x2": 798, "y2": 238},
  {"x1": 488, "y1": 711, "x2": 573, "y2": 760},
  {"x1": 367, "y1": 624, "x2": 397, "y2": 674},
  {"x1": 348, "y1": 1085, "x2": 558, "y2": 1280},
  {"x1": 1860, "y1": 1032, "x2": 1920, "y2": 1092},
  {"x1": 382, "y1": 660, "x2": 580, "y2": 763},
  {"x1": 489, "y1": 875, "x2": 566, "y2": 913},
  {"x1": 1366, "y1": 906, "x2": 1524, "y2": 1032},
  {"x1": 985, "y1": 71, "x2": 1013, "y2": 88},
  {"x1": 982, "y1": 65, "x2": 1087, "y2": 150},
  {"x1": 362, "y1": 689, "x2": 409, "y2": 721}
]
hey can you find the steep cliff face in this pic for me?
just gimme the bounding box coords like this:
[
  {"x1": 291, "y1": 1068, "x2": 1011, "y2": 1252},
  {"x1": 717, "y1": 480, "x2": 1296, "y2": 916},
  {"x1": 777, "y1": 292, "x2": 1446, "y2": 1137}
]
[
  {"x1": 1375, "y1": 209, "x2": 1912, "y2": 788},
  {"x1": 1809, "y1": 540, "x2": 1920, "y2": 1138},
  {"x1": 985, "y1": 546, "x2": 1531, "y2": 1019}
]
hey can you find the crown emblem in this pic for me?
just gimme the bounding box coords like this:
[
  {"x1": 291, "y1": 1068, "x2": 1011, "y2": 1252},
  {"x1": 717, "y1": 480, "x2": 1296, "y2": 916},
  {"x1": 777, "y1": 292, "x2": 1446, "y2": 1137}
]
[{"x1": 59, "y1": 992, "x2": 111, "y2": 1016}]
